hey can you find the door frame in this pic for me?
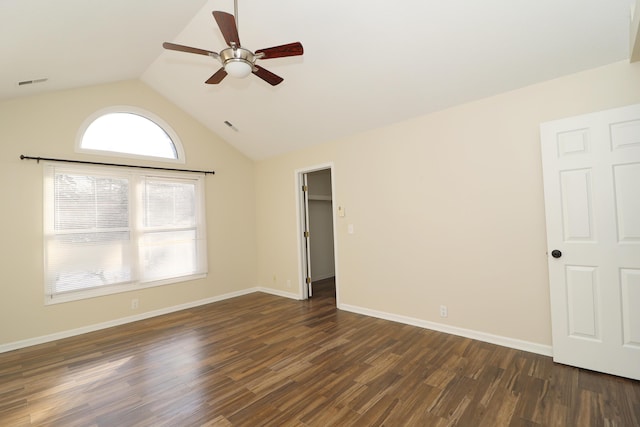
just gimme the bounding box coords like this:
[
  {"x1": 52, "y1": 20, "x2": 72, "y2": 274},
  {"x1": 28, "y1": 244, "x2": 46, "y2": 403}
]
[{"x1": 294, "y1": 163, "x2": 338, "y2": 302}]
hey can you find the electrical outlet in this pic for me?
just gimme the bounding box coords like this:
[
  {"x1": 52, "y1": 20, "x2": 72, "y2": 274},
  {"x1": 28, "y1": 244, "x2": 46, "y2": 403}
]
[
  {"x1": 131, "y1": 298, "x2": 139, "y2": 310},
  {"x1": 286, "y1": 279, "x2": 291, "y2": 288},
  {"x1": 439, "y1": 305, "x2": 448, "y2": 318}
]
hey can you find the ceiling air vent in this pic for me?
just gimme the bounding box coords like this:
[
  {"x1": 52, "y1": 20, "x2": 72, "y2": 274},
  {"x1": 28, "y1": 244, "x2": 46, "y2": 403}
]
[
  {"x1": 18, "y1": 78, "x2": 48, "y2": 86},
  {"x1": 224, "y1": 120, "x2": 239, "y2": 132}
]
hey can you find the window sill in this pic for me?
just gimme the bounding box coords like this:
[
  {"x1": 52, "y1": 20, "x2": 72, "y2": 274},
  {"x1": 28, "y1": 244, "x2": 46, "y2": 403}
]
[{"x1": 44, "y1": 273, "x2": 207, "y2": 305}]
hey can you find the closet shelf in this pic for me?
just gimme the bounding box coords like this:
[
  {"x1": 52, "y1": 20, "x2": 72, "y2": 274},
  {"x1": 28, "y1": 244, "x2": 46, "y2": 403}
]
[{"x1": 308, "y1": 195, "x2": 332, "y2": 201}]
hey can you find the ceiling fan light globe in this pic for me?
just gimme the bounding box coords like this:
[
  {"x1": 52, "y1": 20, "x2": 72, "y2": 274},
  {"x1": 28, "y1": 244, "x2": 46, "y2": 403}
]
[{"x1": 225, "y1": 60, "x2": 253, "y2": 78}]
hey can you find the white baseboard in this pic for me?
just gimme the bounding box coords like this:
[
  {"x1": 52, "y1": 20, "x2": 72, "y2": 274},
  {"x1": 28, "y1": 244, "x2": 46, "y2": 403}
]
[
  {"x1": 256, "y1": 287, "x2": 301, "y2": 300},
  {"x1": 1, "y1": 289, "x2": 552, "y2": 358},
  {"x1": 0, "y1": 288, "x2": 258, "y2": 354},
  {"x1": 338, "y1": 303, "x2": 553, "y2": 357}
]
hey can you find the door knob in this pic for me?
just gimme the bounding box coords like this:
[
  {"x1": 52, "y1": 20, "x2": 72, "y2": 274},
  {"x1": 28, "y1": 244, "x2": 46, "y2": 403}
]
[{"x1": 551, "y1": 249, "x2": 562, "y2": 258}]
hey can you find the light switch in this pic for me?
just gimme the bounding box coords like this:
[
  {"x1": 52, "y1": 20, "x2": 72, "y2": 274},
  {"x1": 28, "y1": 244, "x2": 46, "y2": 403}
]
[
  {"x1": 348, "y1": 224, "x2": 354, "y2": 234},
  {"x1": 338, "y1": 206, "x2": 345, "y2": 217}
]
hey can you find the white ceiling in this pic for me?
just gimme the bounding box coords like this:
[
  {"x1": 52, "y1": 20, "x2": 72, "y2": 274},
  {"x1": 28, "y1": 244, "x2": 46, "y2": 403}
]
[{"x1": 1, "y1": 0, "x2": 636, "y2": 160}]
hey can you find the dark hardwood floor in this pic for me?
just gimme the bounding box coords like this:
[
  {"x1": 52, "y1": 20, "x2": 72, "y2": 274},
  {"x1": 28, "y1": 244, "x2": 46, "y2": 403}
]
[{"x1": 1, "y1": 278, "x2": 639, "y2": 426}]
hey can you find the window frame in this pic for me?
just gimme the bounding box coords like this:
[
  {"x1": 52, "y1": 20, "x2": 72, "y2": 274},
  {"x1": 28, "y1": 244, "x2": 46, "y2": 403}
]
[
  {"x1": 75, "y1": 105, "x2": 186, "y2": 164},
  {"x1": 43, "y1": 163, "x2": 207, "y2": 305}
]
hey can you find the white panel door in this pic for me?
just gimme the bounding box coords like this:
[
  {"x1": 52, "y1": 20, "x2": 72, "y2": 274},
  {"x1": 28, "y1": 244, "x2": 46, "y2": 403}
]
[{"x1": 540, "y1": 103, "x2": 640, "y2": 380}]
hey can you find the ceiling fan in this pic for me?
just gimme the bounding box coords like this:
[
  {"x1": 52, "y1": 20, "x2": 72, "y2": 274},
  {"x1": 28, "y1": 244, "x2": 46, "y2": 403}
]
[{"x1": 162, "y1": 6, "x2": 303, "y2": 86}]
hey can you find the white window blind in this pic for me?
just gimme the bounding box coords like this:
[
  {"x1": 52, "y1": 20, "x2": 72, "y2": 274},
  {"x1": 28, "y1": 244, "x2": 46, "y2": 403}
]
[
  {"x1": 44, "y1": 164, "x2": 207, "y2": 303},
  {"x1": 140, "y1": 178, "x2": 200, "y2": 282}
]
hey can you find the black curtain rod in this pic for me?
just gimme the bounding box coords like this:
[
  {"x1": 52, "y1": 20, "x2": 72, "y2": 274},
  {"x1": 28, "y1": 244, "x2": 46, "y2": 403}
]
[{"x1": 20, "y1": 155, "x2": 215, "y2": 175}]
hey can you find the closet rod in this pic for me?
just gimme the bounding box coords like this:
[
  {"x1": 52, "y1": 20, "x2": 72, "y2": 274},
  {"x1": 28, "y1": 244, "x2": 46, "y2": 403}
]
[{"x1": 20, "y1": 155, "x2": 215, "y2": 175}]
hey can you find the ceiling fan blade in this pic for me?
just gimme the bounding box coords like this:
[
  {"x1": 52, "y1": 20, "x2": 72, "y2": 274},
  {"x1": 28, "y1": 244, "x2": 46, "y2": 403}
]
[
  {"x1": 252, "y1": 65, "x2": 284, "y2": 86},
  {"x1": 205, "y1": 68, "x2": 228, "y2": 84},
  {"x1": 255, "y1": 42, "x2": 304, "y2": 59},
  {"x1": 213, "y1": 11, "x2": 240, "y2": 47},
  {"x1": 163, "y1": 42, "x2": 219, "y2": 58}
]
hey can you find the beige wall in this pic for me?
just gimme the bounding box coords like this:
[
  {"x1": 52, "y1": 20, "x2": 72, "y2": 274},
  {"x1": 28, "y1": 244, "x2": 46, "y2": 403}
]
[
  {"x1": 2, "y1": 61, "x2": 638, "y2": 350},
  {"x1": 255, "y1": 60, "x2": 640, "y2": 347},
  {"x1": 0, "y1": 80, "x2": 257, "y2": 346}
]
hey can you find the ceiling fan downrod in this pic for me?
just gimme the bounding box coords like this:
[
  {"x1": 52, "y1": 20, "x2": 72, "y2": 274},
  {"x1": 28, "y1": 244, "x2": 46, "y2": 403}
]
[{"x1": 234, "y1": 0, "x2": 239, "y2": 34}]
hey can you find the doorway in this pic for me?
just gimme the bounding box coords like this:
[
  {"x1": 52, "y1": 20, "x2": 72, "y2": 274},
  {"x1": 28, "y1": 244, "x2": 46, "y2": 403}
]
[{"x1": 297, "y1": 165, "x2": 337, "y2": 302}]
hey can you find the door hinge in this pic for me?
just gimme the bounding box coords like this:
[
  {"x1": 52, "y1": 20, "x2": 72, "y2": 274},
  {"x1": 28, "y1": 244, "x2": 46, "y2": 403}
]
[
  {"x1": 306, "y1": 277, "x2": 311, "y2": 284},
  {"x1": 304, "y1": 231, "x2": 310, "y2": 238},
  {"x1": 302, "y1": 185, "x2": 308, "y2": 192}
]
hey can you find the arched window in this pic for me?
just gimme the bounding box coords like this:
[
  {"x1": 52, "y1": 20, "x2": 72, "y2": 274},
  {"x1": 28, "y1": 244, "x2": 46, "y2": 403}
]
[{"x1": 76, "y1": 106, "x2": 185, "y2": 163}]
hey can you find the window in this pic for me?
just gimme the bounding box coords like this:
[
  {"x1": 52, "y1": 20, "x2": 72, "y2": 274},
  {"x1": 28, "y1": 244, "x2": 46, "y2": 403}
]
[
  {"x1": 76, "y1": 106, "x2": 185, "y2": 163},
  {"x1": 44, "y1": 164, "x2": 207, "y2": 303}
]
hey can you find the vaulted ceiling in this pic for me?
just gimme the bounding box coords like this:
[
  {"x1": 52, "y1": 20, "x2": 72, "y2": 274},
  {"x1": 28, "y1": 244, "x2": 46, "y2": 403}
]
[{"x1": 2, "y1": 0, "x2": 637, "y2": 159}]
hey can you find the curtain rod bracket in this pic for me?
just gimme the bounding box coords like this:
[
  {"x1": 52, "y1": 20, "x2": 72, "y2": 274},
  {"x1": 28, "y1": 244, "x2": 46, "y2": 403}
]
[{"x1": 20, "y1": 155, "x2": 215, "y2": 175}]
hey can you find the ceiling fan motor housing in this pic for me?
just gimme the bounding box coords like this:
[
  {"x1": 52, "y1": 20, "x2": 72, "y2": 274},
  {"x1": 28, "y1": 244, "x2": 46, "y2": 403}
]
[{"x1": 220, "y1": 46, "x2": 255, "y2": 77}]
